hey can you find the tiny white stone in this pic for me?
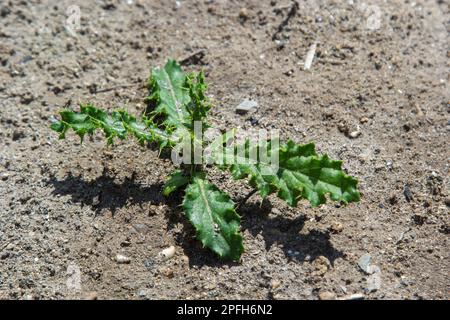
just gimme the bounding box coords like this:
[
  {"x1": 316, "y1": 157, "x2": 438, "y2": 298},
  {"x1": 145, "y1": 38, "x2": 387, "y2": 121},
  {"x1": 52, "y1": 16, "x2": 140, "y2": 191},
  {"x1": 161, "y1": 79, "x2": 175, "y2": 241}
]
[
  {"x1": 304, "y1": 42, "x2": 317, "y2": 70},
  {"x1": 236, "y1": 99, "x2": 258, "y2": 114},
  {"x1": 116, "y1": 254, "x2": 131, "y2": 264},
  {"x1": 159, "y1": 246, "x2": 176, "y2": 260}
]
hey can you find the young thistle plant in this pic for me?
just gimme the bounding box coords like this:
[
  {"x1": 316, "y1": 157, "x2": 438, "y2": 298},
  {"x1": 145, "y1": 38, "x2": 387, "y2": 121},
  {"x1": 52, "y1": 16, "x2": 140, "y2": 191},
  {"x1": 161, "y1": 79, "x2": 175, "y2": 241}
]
[{"x1": 50, "y1": 60, "x2": 360, "y2": 261}]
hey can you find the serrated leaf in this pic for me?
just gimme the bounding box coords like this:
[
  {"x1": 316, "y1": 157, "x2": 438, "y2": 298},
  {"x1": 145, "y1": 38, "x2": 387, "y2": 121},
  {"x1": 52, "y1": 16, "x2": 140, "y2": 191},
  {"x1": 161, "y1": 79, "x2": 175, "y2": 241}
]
[
  {"x1": 218, "y1": 139, "x2": 360, "y2": 207},
  {"x1": 185, "y1": 71, "x2": 211, "y2": 122},
  {"x1": 163, "y1": 170, "x2": 190, "y2": 196},
  {"x1": 182, "y1": 177, "x2": 244, "y2": 261},
  {"x1": 147, "y1": 59, "x2": 191, "y2": 129},
  {"x1": 50, "y1": 103, "x2": 175, "y2": 147}
]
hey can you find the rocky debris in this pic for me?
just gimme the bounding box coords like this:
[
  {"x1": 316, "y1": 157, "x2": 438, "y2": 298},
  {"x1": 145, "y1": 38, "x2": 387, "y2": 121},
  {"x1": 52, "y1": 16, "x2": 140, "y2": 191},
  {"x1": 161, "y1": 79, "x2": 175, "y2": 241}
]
[
  {"x1": 359, "y1": 117, "x2": 369, "y2": 124},
  {"x1": 159, "y1": 246, "x2": 175, "y2": 261},
  {"x1": 304, "y1": 42, "x2": 317, "y2": 70},
  {"x1": 366, "y1": 265, "x2": 382, "y2": 293},
  {"x1": 338, "y1": 293, "x2": 365, "y2": 300},
  {"x1": 236, "y1": 99, "x2": 258, "y2": 114},
  {"x1": 239, "y1": 8, "x2": 249, "y2": 21},
  {"x1": 270, "y1": 279, "x2": 281, "y2": 290},
  {"x1": 358, "y1": 254, "x2": 382, "y2": 292},
  {"x1": 132, "y1": 223, "x2": 150, "y2": 235},
  {"x1": 115, "y1": 254, "x2": 131, "y2": 264},
  {"x1": 348, "y1": 129, "x2": 361, "y2": 139},
  {"x1": 329, "y1": 221, "x2": 343, "y2": 233},
  {"x1": 337, "y1": 121, "x2": 361, "y2": 139},
  {"x1": 312, "y1": 256, "x2": 331, "y2": 276},
  {"x1": 318, "y1": 291, "x2": 336, "y2": 300},
  {"x1": 161, "y1": 267, "x2": 174, "y2": 278},
  {"x1": 357, "y1": 253, "x2": 371, "y2": 274},
  {"x1": 404, "y1": 184, "x2": 413, "y2": 202}
]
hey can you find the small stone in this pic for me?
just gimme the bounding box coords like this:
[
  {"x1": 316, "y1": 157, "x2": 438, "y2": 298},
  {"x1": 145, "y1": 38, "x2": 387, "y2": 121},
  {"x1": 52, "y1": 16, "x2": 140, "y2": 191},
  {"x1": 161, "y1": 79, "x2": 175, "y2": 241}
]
[
  {"x1": 84, "y1": 291, "x2": 98, "y2": 300},
  {"x1": 366, "y1": 265, "x2": 381, "y2": 292},
  {"x1": 115, "y1": 254, "x2": 130, "y2": 264},
  {"x1": 236, "y1": 99, "x2": 258, "y2": 114},
  {"x1": 330, "y1": 221, "x2": 343, "y2": 233},
  {"x1": 0, "y1": 251, "x2": 9, "y2": 259},
  {"x1": 270, "y1": 279, "x2": 281, "y2": 290},
  {"x1": 360, "y1": 117, "x2": 369, "y2": 124},
  {"x1": 239, "y1": 8, "x2": 248, "y2": 19},
  {"x1": 181, "y1": 255, "x2": 189, "y2": 264},
  {"x1": 318, "y1": 291, "x2": 336, "y2": 300},
  {"x1": 138, "y1": 289, "x2": 147, "y2": 298},
  {"x1": 204, "y1": 282, "x2": 217, "y2": 290},
  {"x1": 386, "y1": 160, "x2": 393, "y2": 169},
  {"x1": 0, "y1": 172, "x2": 9, "y2": 181},
  {"x1": 348, "y1": 130, "x2": 361, "y2": 139},
  {"x1": 313, "y1": 256, "x2": 330, "y2": 276},
  {"x1": 161, "y1": 267, "x2": 174, "y2": 278},
  {"x1": 339, "y1": 293, "x2": 364, "y2": 300},
  {"x1": 357, "y1": 253, "x2": 371, "y2": 274},
  {"x1": 132, "y1": 223, "x2": 150, "y2": 234},
  {"x1": 159, "y1": 246, "x2": 176, "y2": 261},
  {"x1": 403, "y1": 184, "x2": 413, "y2": 202}
]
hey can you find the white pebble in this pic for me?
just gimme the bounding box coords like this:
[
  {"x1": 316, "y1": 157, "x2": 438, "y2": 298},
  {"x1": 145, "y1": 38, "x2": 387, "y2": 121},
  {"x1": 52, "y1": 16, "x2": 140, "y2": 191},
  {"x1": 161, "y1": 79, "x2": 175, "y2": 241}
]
[
  {"x1": 116, "y1": 254, "x2": 130, "y2": 264},
  {"x1": 159, "y1": 246, "x2": 176, "y2": 260}
]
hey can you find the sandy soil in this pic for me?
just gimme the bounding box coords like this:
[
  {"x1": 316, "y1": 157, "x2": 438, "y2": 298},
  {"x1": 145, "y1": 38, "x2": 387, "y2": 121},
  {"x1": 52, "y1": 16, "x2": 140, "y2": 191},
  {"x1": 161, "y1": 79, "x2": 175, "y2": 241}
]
[{"x1": 0, "y1": 0, "x2": 449, "y2": 300}]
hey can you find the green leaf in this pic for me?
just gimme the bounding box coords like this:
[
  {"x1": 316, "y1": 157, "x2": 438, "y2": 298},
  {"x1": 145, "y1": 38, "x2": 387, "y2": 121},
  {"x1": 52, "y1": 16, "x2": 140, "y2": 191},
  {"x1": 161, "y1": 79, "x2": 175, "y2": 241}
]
[
  {"x1": 50, "y1": 103, "x2": 175, "y2": 147},
  {"x1": 185, "y1": 71, "x2": 211, "y2": 122},
  {"x1": 163, "y1": 170, "x2": 190, "y2": 196},
  {"x1": 147, "y1": 59, "x2": 191, "y2": 129},
  {"x1": 217, "y1": 139, "x2": 360, "y2": 207},
  {"x1": 182, "y1": 177, "x2": 244, "y2": 261}
]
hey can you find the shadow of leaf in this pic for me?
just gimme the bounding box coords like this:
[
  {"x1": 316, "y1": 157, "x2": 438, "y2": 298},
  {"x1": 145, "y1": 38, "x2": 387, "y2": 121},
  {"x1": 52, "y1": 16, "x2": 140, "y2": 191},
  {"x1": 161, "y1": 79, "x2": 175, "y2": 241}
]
[
  {"x1": 46, "y1": 170, "x2": 164, "y2": 216},
  {"x1": 239, "y1": 200, "x2": 344, "y2": 265},
  {"x1": 47, "y1": 172, "x2": 343, "y2": 266}
]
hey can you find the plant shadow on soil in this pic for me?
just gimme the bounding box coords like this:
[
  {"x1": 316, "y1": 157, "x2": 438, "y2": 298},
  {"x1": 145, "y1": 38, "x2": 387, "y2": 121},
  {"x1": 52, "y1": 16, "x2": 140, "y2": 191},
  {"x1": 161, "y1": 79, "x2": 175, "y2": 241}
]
[
  {"x1": 46, "y1": 170, "x2": 165, "y2": 216},
  {"x1": 47, "y1": 171, "x2": 342, "y2": 267}
]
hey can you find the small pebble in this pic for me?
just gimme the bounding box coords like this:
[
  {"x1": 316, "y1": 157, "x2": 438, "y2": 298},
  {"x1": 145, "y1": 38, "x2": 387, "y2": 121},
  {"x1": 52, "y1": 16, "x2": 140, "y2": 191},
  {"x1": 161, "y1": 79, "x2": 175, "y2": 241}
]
[
  {"x1": 236, "y1": 99, "x2": 258, "y2": 114},
  {"x1": 115, "y1": 254, "x2": 131, "y2": 264},
  {"x1": 313, "y1": 256, "x2": 330, "y2": 276},
  {"x1": 239, "y1": 8, "x2": 248, "y2": 19},
  {"x1": 330, "y1": 221, "x2": 343, "y2": 233},
  {"x1": 318, "y1": 291, "x2": 336, "y2": 300},
  {"x1": 360, "y1": 117, "x2": 369, "y2": 123},
  {"x1": 366, "y1": 265, "x2": 381, "y2": 292},
  {"x1": 270, "y1": 279, "x2": 281, "y2": 290},
  {"x1": 159, "y1": 246, "x2": 176, "y2": 260},
  {"x1": 357, "y1": 253, "x2": 371, "y2": 274},
  {"x1": 161, "y1": 267, "x2": 174, "y2": 278},
  {"x1": 349, "y1": 130, "x2": 361, "y2": 139},
  {"x1": 339, "y1": 293, "x2": 364, "y2": 300}
]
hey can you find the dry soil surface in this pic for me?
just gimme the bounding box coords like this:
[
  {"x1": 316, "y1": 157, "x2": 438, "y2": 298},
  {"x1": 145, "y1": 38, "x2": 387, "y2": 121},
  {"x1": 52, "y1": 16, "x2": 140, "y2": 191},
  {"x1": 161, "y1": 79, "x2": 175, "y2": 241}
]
[{"x1": 0, "y1": 0, "x2": 449, "y2": 299}]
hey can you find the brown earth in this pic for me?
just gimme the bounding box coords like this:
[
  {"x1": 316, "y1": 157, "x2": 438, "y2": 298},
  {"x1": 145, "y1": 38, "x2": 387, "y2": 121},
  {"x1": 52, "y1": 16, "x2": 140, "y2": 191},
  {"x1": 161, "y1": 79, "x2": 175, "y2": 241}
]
[{"x1": 0, "y1": 0, "x2": 449, "y2": 300}]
